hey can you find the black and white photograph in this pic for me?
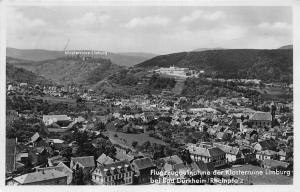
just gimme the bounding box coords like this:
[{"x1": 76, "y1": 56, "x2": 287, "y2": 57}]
[{"x1": 1, "y1": 0, "x2": 298, "y2": 190}]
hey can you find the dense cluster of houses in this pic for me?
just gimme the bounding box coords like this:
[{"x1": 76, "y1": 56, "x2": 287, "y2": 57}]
[
  {"x1": 6, "y1": 80, "x2": 293, "y2": 185},
  {"x1": 7, "y1": 82, "x2": 98, "y2": 101}
]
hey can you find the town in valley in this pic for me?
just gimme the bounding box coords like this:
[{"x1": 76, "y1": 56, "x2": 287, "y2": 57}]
[
  {"x1": 5, "y1": 5, "x2": 293, "y2": 186},
  {"x1": 6, "y1": 53, "x2": 293, "y2": 185}
]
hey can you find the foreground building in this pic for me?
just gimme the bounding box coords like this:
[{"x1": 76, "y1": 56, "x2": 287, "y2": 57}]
[
  {"x1": 131, "y1": 157, "x2": 156, "y2": 184},
  {"x1": 7, "y1": 170, "x2": 67, "y2": 185},
  {"x1": 91, "y1": 160, "x2": 133, "y2": 185},
  {"x1": 187, "y1": 143, "x2": 226, "y2": 168}
]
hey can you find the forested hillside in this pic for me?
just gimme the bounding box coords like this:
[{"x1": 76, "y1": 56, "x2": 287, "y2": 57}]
[{"x1": 136, "y1": 49, "x2": 293, "y2": 83}]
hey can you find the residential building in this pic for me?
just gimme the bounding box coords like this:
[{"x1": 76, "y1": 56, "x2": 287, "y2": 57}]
[
  {"x1": 158, "y1": 155, "x2": 185, "y2": 172},
  {"x1": 256, "y1": 150, "x2": 277, "y2": 161},
  {"x1": 213, "y1": 143, "x2": 242, "y2": 163},
  {"x1": 70, "y1": 156, "x2": 95, "y2": 180},
  {"x1": 7, "y1": 169, "x2": 67, "y2": 185},
  {"x1": 131, "y1": 157, "x2": 156, "y2": 184},
  {"x1": 187, "y1": 143, "x2": 226, "y2": 168},
  {"x1": 96, "y1": 153, "x2": 114, "y2": 166},
  {"x1": 35, "y1": 162, "x2": 73, "y2": 185},
  {"x1": 91, "y1": 160, "x2": 133, "y2": 185}
]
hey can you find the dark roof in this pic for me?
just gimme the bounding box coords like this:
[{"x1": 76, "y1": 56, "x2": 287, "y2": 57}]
[
  {"x1": 71, "y1": 156, "x2": 95, "y2": 168},
  {"x1": 208, "y1": 147, "x2": 226, "y2": 157},
  {"x1": 257, "y1": 139, "x2": 278, "y2": 151},
  {"x1": 132, "y1": 157, "x2": 155, "y2": 170},
  {"x1": 6, "y1": 138, "x2": 17, "y2": 173},
  {"x1": 191, "y1": 161, "x2": 214, "y2": 172}
]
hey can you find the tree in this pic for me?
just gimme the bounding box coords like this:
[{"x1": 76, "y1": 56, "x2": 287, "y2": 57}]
[
  {"x1": 72, "y1": 164, "x2": 84, "y2": 185},
  {"x1": 142, "y1": 141, "x2": 151, "y2": 149},
  {"x1": 92, "y1": 137, "x2": 116, "y2": 158},
  {"x1": 132, "y1": 141, "x2": 138, "y2": 148},
  {"x1": 179, "y1": 149, "x2": 192, "y2": 164},
  {"x1": 94, "y1": 121, "x2": 106, "y2": 132}
]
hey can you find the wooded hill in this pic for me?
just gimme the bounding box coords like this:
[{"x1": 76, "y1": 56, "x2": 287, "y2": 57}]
[{"x1": 136, "y1": 49, "x2": 293, "y2": 83}]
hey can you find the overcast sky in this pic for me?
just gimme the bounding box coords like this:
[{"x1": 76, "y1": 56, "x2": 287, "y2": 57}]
[{"x1": 6, "y1": 6, "x2": 292, "y2": 54}]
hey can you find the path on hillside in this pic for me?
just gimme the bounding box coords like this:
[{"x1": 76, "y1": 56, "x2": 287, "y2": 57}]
[{"x1": 172, "y1": 77, "x2": 186, "y2": 95}]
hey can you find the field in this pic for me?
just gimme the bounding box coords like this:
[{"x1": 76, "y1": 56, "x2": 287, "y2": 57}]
[{"x1": 106, "y1": 131, "x2": 166, "y2": 149}]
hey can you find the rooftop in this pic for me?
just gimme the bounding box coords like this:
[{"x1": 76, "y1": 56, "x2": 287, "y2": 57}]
[
  {"x1": 132, "y1": 157, "x2": 155, "y2": 170},
  {"x1": 250, "y1": 112, "x2": 272, "y2": 121},
  {"x1": 71, "y1": 156, "x2": 95, "y2": 168},
  {"x1": 13, "y1": 169, "x2": 67, "y2": 184}
]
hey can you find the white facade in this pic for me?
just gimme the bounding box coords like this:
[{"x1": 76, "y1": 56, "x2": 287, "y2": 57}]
[{"x1": 154, "y1": 66, "x2": 197, "y2": 78}]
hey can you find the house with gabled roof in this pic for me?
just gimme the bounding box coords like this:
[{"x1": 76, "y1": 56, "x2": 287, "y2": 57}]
[
  {"x1": 115, "y1": 148, "x2": 134, "y2": 162},
  {"x1": 131, "y1": 157, "x2": 156, "y2": 184},
  {"x1": 256, "y1": 150, "x2": 277, "y2": 161},
  {"x1": 96, "y1": 153, "x2": 114, "y2": 166},
  {"x1": 26, "y1": 132, "x2": 46, "y2": 147},
  {"x1": 35, "y1": 162, "x2": 73, "y2": 184},
  {"x1": 91, "y1": 160, "x2": 133, "y2": 185},
  {"x1": 70, "y1": 156, "x2": 95, "y2": 180},
  {"x1": 186, "y1": 143, "x2": 226, "y2": 168},
  {"x1": 213, "y1": 143, "x2": 242, "y2": 163},
  {"x1": 158, "y1": 155, "x2": 185, "y2": 172},
  {"x1": 7, "y1": 169, "x2": 67, "y2": 185},
  {"x1": 249, "y1": 112, "x2": 272, "y2": 128}
]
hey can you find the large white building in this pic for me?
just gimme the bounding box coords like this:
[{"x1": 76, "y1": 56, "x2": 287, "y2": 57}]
[
  {"x1": 43, "y1": 115, "x2": 71, "y2": 126},
  {"x1": 153, "y1": 66, "x2": 198, "y2": 78}
]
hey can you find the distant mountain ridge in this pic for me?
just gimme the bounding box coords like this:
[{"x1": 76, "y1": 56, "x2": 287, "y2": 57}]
[
  {"x1": 192, "y1": 47, "x2": 224, "y2": 52},
  {"x1": 7, "y1": 48, "x2": 63, "y2": 62},
  {"x1": 6, "y1": 47, "x2": 155, "y2": 67},
  {"x1": 117, "y1": 52, "x2": 157, "y2": 58}
]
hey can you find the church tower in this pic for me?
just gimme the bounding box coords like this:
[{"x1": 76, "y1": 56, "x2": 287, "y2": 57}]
[{"x1": 270, "y1": 101, "x2": 276, "y2": 127}]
